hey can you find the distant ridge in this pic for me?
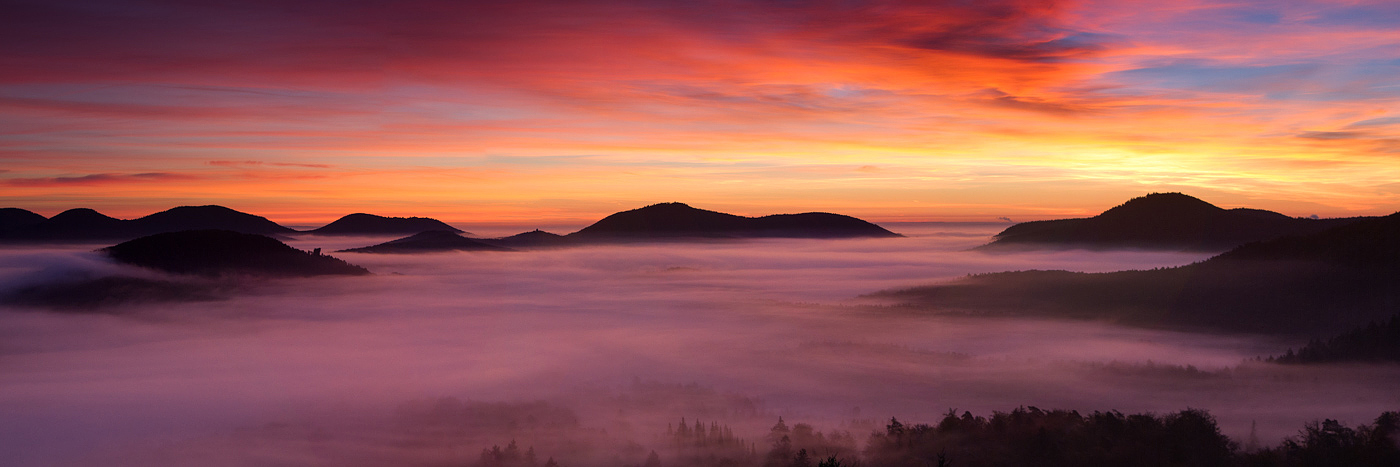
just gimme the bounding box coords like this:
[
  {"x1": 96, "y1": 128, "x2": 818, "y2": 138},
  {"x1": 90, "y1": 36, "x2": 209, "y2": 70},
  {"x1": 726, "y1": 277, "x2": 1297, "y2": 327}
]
[
  {"x1": 23, "y1": 208, "x2": 129, "y2": 240},
  {"x1": 0, "y1": 205, "x2": 295, "y2": 241},
  {"x1": 339, "y1": 230, "x2": 510, "y2": 253},
  {"x1": 104, "y1": 230, "x2": 369, "y2": 277},
  {"x1": 479, "y1": 229, "x2": 572, "y2": 249},
  {"x1": 565, "y1": 202, "x2": 899, "y2": 241},
  {"x1": 980, "y1": 193, "x2": 1360, "y2": 251},
  {"x1": 0, "y1": 203, "x2": 894, "y2": 245},
  {"x1": 876, "y1": 211, "x2": 1400, "y2": 335},
  {"x1": 131, "y1": 205, "x2": 294, "y2": 236},
  {"x1": 307, "y1": 213, "x2": 464, "y2": 236}
]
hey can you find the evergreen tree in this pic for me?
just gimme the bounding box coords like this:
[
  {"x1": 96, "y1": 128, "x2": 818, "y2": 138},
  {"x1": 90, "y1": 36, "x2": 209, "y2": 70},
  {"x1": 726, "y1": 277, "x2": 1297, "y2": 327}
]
[{"x1": 644, "y1": 450, "x2": 662, "y2": 467}]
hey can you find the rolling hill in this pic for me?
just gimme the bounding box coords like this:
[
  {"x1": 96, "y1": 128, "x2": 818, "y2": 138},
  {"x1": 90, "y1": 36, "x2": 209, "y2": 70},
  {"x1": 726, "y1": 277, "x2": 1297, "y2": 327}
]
[
  {"x1": 0, "y1": 208, "x2": 47, "y2": 233},
  {"x1": 565, "y1": 202, "x2": 899, "y2": 241},
  {"x1": 339, "y1": 230, "x2": 511, "y2": 253},
  {"x1": 130, "y1": 205, "x2": 294, "y2": 236},
  {"x1": 306, "y1": 213, "x2": 465, "y2": 236},
  {"x1": 478, "y1": 229, "x2": 573, "y2": 249},
  {"x1": 980, "y1": 193, "x2": 1360, "y2": 251},
  {"x1": 0, "y1": 205, "x2": 296, "y2": 241},
  {"x1": 104, "y1": 230, "x2": 369, "y2": 277}
]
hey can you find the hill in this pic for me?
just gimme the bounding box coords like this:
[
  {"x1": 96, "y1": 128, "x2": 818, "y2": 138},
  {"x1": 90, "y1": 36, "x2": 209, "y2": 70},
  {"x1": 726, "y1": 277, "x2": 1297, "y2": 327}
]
[
  {"x1": 1, "y1": 205, "x2": 297, "y2": 241},
  {"x1": 479, "y1": 229, "x2": 573, "y2": 249},
  {"x1": 0, "y1": 208, "x2": 46, "y2": 233},
  {"x1": 980, "y1": 193, "x2": 1359, "y2": 251},
  {"x1": 103, "y1": 230, "x2": 369, "y2": 276},
  {"x1": 566, "y1": 202, "x2": 899, "y2": 241},
  {"x1": 20, "y1": 208, "x2": 132, "y2": 240},
  {"x1": 307, "y1": 213, "x2": 464, "y2": 236},
  {"x1": 1267, "y1": 314, "x2": 1400, "y2": 364},
  {"x1": 339, "y1": 230, "x2": 510, "y2": 253},
  {"x1": 874, "y1": 211, "x2": 1400, "y2": 335},
  {"x1": 129, "y1": 205, "x2": 295, "y2": 236}
]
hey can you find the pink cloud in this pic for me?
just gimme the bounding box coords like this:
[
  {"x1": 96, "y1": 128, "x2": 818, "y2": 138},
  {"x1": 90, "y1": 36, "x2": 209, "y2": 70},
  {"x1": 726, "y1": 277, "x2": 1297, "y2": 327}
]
[{"x1": 208, "y1": 160, "x2": 333, "y2": 169}]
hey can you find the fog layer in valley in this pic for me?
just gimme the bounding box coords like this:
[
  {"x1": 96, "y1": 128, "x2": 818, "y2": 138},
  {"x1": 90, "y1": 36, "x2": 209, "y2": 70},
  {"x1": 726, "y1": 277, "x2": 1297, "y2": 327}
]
[{"x1": 2, "y1": 224, "x2": 1397, "y2": 466}]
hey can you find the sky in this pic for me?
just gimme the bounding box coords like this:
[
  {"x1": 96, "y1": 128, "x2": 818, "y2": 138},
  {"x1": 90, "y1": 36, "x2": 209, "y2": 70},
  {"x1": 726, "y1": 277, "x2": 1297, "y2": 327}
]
[{"x1": 3, "y1": 0, "x2": 1399, "y2": 224}]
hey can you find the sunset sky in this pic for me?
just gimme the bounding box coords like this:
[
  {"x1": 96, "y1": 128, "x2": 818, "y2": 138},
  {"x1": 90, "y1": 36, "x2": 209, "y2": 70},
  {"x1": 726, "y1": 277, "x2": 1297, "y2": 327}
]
[{"x1": 3, "y1": 0, "x2": 1399, "y2": 225}]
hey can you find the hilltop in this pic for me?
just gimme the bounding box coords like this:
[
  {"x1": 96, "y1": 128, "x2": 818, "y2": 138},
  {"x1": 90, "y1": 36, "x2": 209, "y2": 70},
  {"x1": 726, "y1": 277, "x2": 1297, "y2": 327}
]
[
  {"x1": 0, "y1": 208, "x2": 47, "y2": 233},
  {"x1": 980, "y1": 193, "x2": 1359, "y2": 251},
  {"x1": 478, "y1": 230, "x2": 573, "y2": 249},
  {"x1": 104, "y1": 230, "x2": 369, "y2": 277},
  {"x1": 565, "y1": 202, "x2": 899, "y2": 241},
  {"x1": 131, "y1": 205, "x2": 294, "y2": 236},
  {"x1": 339, "y1": 230, "x2": 510, "y2": 253},
  {"x1": 306, "y1": 213, "x2": 465, "y2": 236}
]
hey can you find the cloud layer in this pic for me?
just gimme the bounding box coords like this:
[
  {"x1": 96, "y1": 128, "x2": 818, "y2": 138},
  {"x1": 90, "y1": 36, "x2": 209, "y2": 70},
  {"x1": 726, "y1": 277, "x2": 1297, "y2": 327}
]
[{"x1": 2, "y1": 227, "x2": 1397, "y2": 465}]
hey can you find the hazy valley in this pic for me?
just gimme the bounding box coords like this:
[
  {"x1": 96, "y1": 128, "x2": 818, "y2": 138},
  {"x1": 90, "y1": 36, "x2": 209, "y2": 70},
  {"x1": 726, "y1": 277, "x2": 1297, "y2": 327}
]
[{"x1": 2, "y1": 204, "x2": 1398, "y2": 466}]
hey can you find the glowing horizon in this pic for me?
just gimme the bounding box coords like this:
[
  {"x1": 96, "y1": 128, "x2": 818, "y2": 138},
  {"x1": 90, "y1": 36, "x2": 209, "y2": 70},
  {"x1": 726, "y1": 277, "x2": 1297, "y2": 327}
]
[{"x1": 3, "y1": 0, "x2": 1399, "y2": 223}]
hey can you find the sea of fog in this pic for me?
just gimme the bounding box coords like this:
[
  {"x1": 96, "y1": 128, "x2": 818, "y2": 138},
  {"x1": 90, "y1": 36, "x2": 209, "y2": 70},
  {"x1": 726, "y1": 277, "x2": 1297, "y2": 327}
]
[{"x1": 2, "y1": 223, "x2": 1397, "y2": 466}]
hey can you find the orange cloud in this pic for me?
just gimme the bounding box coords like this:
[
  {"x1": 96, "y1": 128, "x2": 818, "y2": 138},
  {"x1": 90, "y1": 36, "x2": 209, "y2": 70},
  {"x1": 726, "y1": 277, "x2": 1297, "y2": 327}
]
[{"x1": 1, "y1": 0, "x2": 1398, "y2": 221}]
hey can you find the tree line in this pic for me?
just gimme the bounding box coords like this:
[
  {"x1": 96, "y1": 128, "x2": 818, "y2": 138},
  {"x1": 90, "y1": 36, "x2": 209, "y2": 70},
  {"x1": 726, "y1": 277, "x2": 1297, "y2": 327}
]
[{"x1": 476, "y1": 408, "x2": 1399, "y2": 467}]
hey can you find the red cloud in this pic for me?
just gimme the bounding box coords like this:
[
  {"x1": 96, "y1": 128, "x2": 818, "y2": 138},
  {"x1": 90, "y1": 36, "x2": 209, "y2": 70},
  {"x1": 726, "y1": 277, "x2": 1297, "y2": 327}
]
[{"x1": 3, "y1": 172, "x2": 196, "y2": 187}]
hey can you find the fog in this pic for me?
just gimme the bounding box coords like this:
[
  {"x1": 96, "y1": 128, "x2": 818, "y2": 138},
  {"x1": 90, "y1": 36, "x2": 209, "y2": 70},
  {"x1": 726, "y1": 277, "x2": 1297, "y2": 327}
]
[{"x1": 2, "y1": 224, "x2": 1397, "y2": 466}]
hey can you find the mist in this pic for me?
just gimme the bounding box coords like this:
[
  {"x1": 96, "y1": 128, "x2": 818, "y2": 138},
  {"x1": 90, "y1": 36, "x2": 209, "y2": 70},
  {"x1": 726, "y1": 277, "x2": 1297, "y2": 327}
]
[{"x1": 2, "y1": 224, "x2": 1397, "y2": 466}]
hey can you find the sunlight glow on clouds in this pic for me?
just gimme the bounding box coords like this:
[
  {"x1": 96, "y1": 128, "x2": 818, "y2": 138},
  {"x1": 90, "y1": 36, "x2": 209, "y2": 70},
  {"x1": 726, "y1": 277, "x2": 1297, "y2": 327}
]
[{"x1": 1, "y1": 0, "x2": 1398, "y2": 222}]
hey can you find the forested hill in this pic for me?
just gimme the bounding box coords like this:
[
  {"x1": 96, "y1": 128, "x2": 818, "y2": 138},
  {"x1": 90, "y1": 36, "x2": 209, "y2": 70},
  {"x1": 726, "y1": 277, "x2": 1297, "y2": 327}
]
[
  {"x1": 566, "y1": 202, "x2": 899, "y2": 241},
  {"x1": 980, "y1": 193, "x2": 1360, "y2": 252},
  {"x1": 878, "y1": 211, "x2": 1400, "y2": 335}
]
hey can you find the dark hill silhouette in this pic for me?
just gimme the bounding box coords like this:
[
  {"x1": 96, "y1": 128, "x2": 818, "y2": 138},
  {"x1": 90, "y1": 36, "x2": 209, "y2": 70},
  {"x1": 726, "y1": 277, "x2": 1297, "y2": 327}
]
[
  {"x1": 1, "y1": 205, "x2": 297, "y2": 241},
  {"x1": 339, "y1": 230, "x2": 511, "y2": 253},
  {"x1": 566, "y1": 202, "x2": 899, "y2": 241},
  {"x1": 981, "y1": 192, "x2": 1360, "y2": 251},
  {"x1": 104, "y1": 230, "x2": 369, "y2": 276},
  {"x1": 478, "y1": 229, "x2": 573, "y2": 249},
  {"x1": 0, "y1": 208, "x2": 46, "y2": 233},
  {"x1": 22, "y1": 208, "x2": 131, "y2": 240},
  {"x1": 130, "y1": 205, "x2": 294, "y2": 236},
  {"x1": 875, "y1": 211, "x2": 1400, "y2": 335},
  {"x1": 308, "y1": 213, "x2": 464, "y2": 236}
]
